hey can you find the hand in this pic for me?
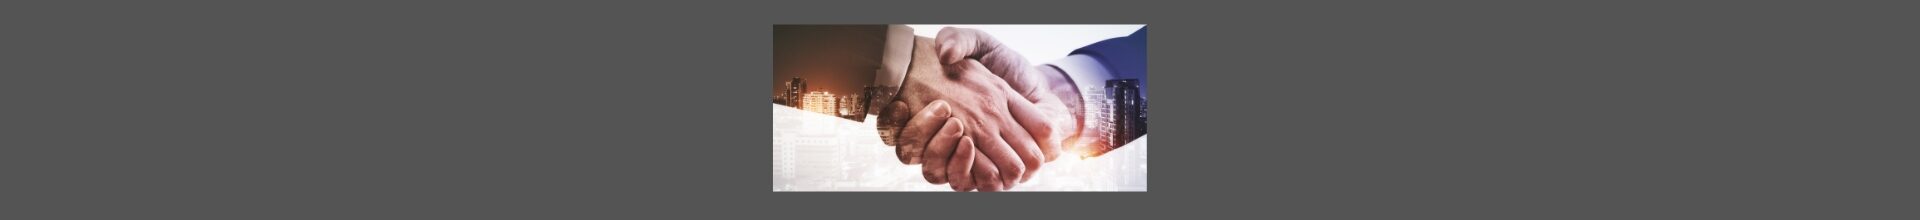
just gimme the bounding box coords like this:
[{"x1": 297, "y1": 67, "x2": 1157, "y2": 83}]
[
  {"x1": 936, "y1": 27, "x2": 1082, "y2": 162},
  {"x1": 889, "y1": 59, "x2": 1050, "y2": 191},
  {"x1": 882, "y1": 35, "x2": 1054, "y2": 191},
  {"x1": 894, "y1": 102, "x2": 1005, "y2": 192},
  {"x1": 916, "y1": 27, "x2": 1087, "y2": 191}
]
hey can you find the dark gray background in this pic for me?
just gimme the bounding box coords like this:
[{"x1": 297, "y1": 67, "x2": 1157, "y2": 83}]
[{"x1": 6, "y1": 1, "x2": 1912, "y2": 218}]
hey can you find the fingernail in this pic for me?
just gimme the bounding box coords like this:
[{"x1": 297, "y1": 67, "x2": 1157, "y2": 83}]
[
  {"x1": 954, "y1": 119, "x2": 968, "y2": 135},
  {"x1": 932, "y1": 101, "x2": 951, "y2": 118}
]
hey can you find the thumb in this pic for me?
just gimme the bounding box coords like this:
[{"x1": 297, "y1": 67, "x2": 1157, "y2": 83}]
[{"x1": 936, "y1": 27, "x2": 1045, "y2": 100}]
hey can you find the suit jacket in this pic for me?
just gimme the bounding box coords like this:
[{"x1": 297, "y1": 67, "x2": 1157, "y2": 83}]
[{"x1": 1071, "y1": 26, "x2": 1148, "y2": 97}]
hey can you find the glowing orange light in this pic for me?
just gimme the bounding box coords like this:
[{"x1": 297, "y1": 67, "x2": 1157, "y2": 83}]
[{"x1": 802, "y1": 91, "x2": 837, "y2": 115}]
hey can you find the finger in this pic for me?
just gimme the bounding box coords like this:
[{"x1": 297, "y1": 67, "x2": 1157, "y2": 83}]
[
  {"x1": 921, "y1": 118, "x2": 965, "y2": 184},
  {"x1": 947, "y1": 136, "x2": 976, "y2": 192},
  {"x1": 972, "y1": 154, "x2": 1002, "y2": 192},
  {"x1": 895, "y1": 101, "x2": 951, "y2": 164},
  {"x1": 937, "y1": 30, "x2": 1040, "y2": 96},
  {"x1": 975, "y1": 130, "x2": 1024, "y2": 189},
  {"x1": 1004, "y1": 85, "x2": 1061, "y2": 162},
  {"x1": 949, "y1": 56, "x2": 1041, "y2": 99},
  {"x1": 951, "y1": 60, "x2": 1054, "y2": 147},
  {"x1": 934, "y1": 27, "x2": 992, "y2": 65},
  {"x1": 935, "y1": 27, "x2": 1025, "y2": 68},
  {"x1": 1000, "y1": 119, "x2": 1045, "y2": 184}
]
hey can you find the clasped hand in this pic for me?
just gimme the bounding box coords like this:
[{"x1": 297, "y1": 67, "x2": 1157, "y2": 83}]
[{"x1": 878, "y1": 28, "x2": 1076, "y2": 192}]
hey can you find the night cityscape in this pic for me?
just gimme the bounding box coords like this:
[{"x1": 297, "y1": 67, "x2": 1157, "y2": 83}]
[{"x1": 773, "y1": 77, "x2": 886, "y2": 121}]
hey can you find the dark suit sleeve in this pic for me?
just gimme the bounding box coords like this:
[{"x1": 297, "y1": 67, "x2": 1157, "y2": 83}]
[{"x1": 1068, "y1": 26, "x2": 1148, "y2": 97}]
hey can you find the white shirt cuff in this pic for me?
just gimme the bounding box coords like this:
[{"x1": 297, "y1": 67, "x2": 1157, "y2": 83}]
[{"x1": 1046, "y1": 54, "x2": 1116, "y2": 156}]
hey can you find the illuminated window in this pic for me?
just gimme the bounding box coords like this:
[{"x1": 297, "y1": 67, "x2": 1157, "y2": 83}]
[{"x1": 803, "y1": 91, "x2": 837, "y2": 115}]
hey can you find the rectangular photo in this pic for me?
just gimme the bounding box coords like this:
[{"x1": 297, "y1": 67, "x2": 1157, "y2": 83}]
[{"x1": 773, "y1": 25, "x2": 1147, "y2": 192}]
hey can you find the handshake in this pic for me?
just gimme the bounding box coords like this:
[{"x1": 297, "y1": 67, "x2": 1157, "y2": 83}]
[{"x1": 874, "y1": 27, "x2": 1088, "y2": 192}]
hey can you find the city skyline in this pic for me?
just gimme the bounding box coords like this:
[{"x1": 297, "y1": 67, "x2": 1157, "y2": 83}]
[
  {"x1": 772, "y1": 25, "x2": 885, "y2": 108},
  {"x1": 776, "y1": 77, "x2": 874, "y2": 121}
]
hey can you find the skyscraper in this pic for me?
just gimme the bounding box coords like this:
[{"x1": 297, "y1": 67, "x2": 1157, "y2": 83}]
[
  {"x1": 785, "y1": 77, "x2": 808, "y2": 107},
  {"x1": 1107, "y1": 79, "x2": 1146, "y2": 150}
]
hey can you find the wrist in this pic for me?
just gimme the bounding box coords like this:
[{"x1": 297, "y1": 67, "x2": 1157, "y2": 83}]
[
  {"x1": 869, "y1": 25, "x2": 915, "y2": 115},
  {"x1": 1046, "y1": 55, "x2": 1119, "y2": 158},
  {"x1": 871, "y1": 26, "x2": 923, "y2": 147},
  {"x1": 1035, "y1": 65, "x2": 1084, "y2": 137}
]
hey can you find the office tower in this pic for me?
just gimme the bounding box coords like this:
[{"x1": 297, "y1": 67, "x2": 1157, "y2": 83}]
[
  {"x1": 785, "y1": 77, "x2": 807, "y2": 107},
  {"x1": 1134, "y1": 97, "x2": 1146, "y2": 138},
  {"x1": 1107, "y1": 79, "x2": 1146, "y2": 149}
]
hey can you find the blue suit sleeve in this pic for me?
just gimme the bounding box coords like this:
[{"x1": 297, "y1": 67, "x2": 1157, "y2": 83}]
[
  {"x1": 1067, "y1": 26, "x2": 1148, "y2": 153},
  {"x1": 1069, "y1": 26, "x2": 1148, "y2": 97}
]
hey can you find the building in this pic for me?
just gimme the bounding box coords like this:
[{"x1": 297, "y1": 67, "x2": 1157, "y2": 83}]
[
  {"x1": 838, "y1": 96, "x2": 859, "y2": 118},
  {"x1": 1081, "y1": 87, "x2": 1113, "y2": 156},
  {"x1": 852, "y1": 85, "x2": 891, "y2": 122},
  {"x1": 803, "y1": 91, "x2": 837, "y2": 115},
  {"x1": 784, "y1": 77, "x2": 807, "y2": 107},
  {"x1": 1107, "y1": 79, "x2": 1147, "y2": 152}
]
